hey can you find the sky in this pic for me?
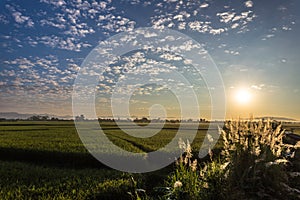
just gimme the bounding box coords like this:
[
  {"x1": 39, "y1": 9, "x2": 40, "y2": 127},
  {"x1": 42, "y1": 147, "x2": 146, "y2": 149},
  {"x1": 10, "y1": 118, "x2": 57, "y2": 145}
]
[{"x1": 0, "y1": 0, "x2": 300, "y2": 120}]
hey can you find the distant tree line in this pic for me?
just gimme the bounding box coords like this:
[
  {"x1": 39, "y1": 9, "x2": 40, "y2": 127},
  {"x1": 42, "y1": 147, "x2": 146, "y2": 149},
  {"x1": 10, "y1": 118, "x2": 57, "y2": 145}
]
[
  {"x1": 75, "y1": 115, "x2": 85, "y2": 121},
  {"x1": 96, "y1": 117, "x2": 209, "y2": 123},
  {"x1": 0, "y1": 114, "x2": 209, "y2": 122},
  {"x1": 0, "y1": 116, "x2": 67, "y2": 121},
  {"x1": 26, "y1": 115, "x2": 64, "y2": 121}
]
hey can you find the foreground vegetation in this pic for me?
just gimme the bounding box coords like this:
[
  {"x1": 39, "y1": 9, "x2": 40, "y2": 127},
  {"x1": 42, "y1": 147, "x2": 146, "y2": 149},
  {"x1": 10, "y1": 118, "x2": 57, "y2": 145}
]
[
  {"x1": 158, "y1": 120, "x2": 300, "y2": 200},
  {"x1": 0, "y1": 120, "x2": 300, "y2": 199}
]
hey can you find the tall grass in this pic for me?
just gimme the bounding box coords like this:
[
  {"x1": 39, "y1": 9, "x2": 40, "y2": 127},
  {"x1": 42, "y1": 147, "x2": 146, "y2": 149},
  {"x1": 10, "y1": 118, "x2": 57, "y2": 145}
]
[
  {"x1": 166, "y1": 139, "x2": 201, "y2": 199},
  {"x1": 220, "y1": 119, "x2": 299, "y2": 199},
  {"x1": 158, "y1": 120, "x2": 300, "y2": 200}
]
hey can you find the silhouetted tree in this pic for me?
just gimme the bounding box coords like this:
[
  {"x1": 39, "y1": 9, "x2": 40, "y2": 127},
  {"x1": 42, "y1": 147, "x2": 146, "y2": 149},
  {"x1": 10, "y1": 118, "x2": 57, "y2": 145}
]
[
  {"x1": 27, "y1": 115, "x2": 49, "y2": 121},
  {"x1": 75, "y1": 114, "x2": 85, "y2": 121}
]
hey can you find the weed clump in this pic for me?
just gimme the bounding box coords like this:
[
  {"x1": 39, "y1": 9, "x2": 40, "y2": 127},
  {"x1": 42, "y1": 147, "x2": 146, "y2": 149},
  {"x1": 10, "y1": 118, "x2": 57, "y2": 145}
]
[{"x1": 158, "y1": 120, "x2": 300, "y2": 200}]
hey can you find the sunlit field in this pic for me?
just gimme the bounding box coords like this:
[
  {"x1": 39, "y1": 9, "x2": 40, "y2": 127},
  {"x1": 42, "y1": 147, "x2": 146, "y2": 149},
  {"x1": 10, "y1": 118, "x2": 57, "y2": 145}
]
[{"x1": 0, "y1": 121, "x2": 218, "y2": 199}]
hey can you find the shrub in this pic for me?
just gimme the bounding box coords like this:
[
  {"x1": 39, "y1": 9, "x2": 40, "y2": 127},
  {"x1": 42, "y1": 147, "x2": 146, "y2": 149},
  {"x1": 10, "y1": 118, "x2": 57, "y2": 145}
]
[
  {"x1": 159, "y1": 119, "x2": 300, "y2": 200},
  {"x1": 220, "y1": 120, "x2": 300, "y2": 199}
]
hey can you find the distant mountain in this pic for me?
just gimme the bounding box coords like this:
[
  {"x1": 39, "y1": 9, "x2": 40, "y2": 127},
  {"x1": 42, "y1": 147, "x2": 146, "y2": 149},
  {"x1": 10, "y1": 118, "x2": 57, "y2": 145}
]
[
  {"x1": 0, "y1": 112, "x2": 73, "y2": 120},
  {"x1": 254, "y1": 116, "x2": 298, "y2": 122},
  {"x1": 0, "y1": 112, "x2": 32, "y2": 119}
]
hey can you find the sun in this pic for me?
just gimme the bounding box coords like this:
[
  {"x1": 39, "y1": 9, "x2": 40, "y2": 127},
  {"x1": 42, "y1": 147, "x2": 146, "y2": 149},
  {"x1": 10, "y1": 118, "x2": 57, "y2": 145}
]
[{"x1": 235, "y1": 88, "x2": 252, "y2": 104}]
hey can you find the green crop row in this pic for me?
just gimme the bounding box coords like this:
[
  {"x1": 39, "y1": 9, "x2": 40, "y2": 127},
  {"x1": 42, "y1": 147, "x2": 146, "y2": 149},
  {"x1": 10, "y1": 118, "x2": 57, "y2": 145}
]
[{"x1": 0, "y1": 121, "x2": 217, "y2": 199}]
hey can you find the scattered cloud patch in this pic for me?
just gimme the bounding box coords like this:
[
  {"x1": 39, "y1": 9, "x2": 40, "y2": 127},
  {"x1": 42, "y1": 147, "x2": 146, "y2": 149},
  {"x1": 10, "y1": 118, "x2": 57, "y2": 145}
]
[
  {"x1": 244, "y1": 1, "x2": 253, "y2": 8},
  {"x1": 40, "y1": 0, "x2": 66, "y2": 7},
  {"x1": 200, "y1": 2, "x2": 209, "y2": 8},
  {"x1": 5, "y1": 4, "x2": 34, "y2": 27}
]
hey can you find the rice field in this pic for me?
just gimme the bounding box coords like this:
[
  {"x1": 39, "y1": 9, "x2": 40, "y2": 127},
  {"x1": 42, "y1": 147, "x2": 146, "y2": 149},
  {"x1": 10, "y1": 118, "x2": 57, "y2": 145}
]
[{"x1": 0, "y1": 121, "x2": 215, "y2": 199}]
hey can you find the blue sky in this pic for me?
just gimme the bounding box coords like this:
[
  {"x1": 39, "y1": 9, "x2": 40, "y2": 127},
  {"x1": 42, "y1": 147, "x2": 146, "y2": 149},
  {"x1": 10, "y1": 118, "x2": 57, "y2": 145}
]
[{"x1": 1, "y1": 0, "x2": 300, "y2": 120}]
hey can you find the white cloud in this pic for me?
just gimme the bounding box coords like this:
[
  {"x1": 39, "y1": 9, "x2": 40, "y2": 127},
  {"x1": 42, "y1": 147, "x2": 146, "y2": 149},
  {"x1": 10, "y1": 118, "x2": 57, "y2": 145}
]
[
  {"x1": 217, "y1": 12, "x2": 236, "y2": 24},
  {"x1": 36, "y1": 35, "x2": 91, "y2": 51},
  {"x1": 173, "y1": 14, "x2": 184, "y2": 21},
  {"x1": 6, "y1": 4, "x2": 34, "y2": 27},
  {"x1": 244, "y1": 1, "x2": 253, "y2": 8},
  {"x1": 282, "y1": 26, "x2": 292, "y2": 31},
  {"x1": 160, "y1": 53, "x2": 183, "y2": 61},
  {"x1": 151, "y1": 0, "x2": 257, "y2": 36},
  {"x1": 231, "y1": 23, "x2": 239, "y2": 29},
  {"x1": 200, "y1": 3, "x2": 209, "y2": 8},
  {"x1": 210, "y1": 28, "x2": 226, "y2": 35},
  {"x1": 40, "y1": 0, "x2": 66, "y2": 7},
  {"x1": 40, "y1": 18, "x2": 66, "y2": 29},
  {"x1": 12, "y1": 12, "x2": 28, "y2": 23},
  {"x1": 178, "y1": 22, "x2": 186, "y2": 30}
]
